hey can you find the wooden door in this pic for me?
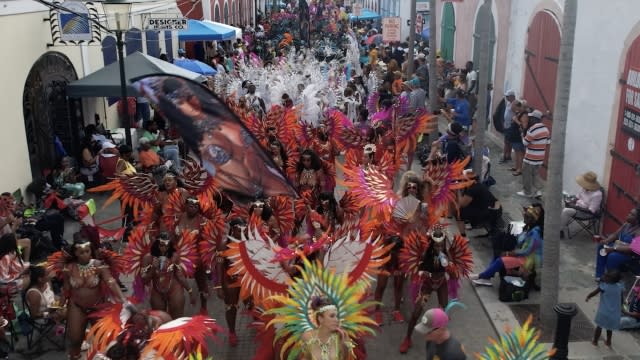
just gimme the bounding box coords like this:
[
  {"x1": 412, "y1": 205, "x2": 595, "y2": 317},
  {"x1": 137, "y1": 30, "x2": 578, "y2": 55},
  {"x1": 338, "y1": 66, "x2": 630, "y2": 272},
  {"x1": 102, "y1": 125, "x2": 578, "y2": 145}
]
[
  {"x1": 522, "y1": 11, "x2": 560, "y2": 114},
  {"x1": 603, "y1": 35, "x2": 640, "y2": 233},
  {"x1": 522, "y1": 11, "x2": 560, "y2": 179},
  {"x1": 440, "y1": 2, "x2": 455, "y2": 63}
]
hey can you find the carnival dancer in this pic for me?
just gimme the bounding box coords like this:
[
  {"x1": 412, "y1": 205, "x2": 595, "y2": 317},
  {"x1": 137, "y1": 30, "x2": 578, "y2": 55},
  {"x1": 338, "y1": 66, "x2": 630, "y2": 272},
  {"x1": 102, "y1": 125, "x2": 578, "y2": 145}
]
[
  {"x1": 140, "y1": 231, "x2": 198, "y2": 319},
  {"x1": 293, "y1": 149, "x2": 326, "y2": 207},
  {"x1": 313, "y1": 124, "x2": 340, "y2": 193},
  {"x1": 373, "y1": 234, "x2": 405, "y2": 326},
  {"x1": 47, "y1": 238, "x2": 127, "y2": 360},
  {"x1": 173, "y1": 196, "x2": 216, "y2": 314},
  {"x1": 400, "y1": 227, "x2": 450, "y2": 354},
  {"x1": 215, "y1": 218, "x2": 246, "y2": 347},
  {"x1": 86, "y1": 302, "x2": 222, "y2": 360},
  {"x1": 266, "y1": 258, "x2": 378, "y2": 360}
]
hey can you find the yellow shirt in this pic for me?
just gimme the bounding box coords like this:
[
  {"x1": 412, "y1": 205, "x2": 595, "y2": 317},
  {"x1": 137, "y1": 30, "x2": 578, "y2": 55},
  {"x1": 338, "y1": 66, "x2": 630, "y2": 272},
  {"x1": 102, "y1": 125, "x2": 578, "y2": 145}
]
[{"x1": 115, "y1": 158, "x2": 136, "y2": 176}]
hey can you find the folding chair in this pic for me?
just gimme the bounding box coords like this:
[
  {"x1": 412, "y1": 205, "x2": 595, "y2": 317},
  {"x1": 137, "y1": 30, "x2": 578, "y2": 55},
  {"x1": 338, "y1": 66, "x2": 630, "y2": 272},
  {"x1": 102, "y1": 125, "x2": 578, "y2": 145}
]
[
  {"x1": 20, "y1": 296, "x2": 65, "y2": 352},
  {"x1": 567, "y1": 187, "x2": 605, "y2": 239}
]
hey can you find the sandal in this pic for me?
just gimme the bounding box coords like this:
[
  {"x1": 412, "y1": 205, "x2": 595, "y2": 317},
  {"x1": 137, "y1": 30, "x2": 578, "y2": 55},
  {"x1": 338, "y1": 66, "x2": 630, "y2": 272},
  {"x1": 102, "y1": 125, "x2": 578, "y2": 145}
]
[{"x1": 512, "y1": 171, "x2": 522, "y2": 176}]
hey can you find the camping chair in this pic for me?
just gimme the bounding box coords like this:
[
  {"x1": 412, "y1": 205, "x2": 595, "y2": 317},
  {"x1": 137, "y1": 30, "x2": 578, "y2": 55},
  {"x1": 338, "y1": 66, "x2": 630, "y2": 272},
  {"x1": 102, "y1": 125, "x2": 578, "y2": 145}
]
[
  {"x1": 567, "y1": 188, "x2": 605, "y2": 239},
  {"x1": 19, "y1": 295, "x2": 65, "y2": 352}
]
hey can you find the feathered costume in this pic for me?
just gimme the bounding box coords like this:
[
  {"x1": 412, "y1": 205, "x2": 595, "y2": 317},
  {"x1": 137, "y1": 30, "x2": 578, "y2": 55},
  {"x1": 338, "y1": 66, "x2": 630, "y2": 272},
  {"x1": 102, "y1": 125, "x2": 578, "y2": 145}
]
[
  {"x1": 476, "y1": 315, "x2": 556, "y2": 360},
  {"x1": 266, "y1": 257, "x2": 377, "y2": 360},
  {"x1": 86, "y1": 303, "x2": 222, "y2": 360}
]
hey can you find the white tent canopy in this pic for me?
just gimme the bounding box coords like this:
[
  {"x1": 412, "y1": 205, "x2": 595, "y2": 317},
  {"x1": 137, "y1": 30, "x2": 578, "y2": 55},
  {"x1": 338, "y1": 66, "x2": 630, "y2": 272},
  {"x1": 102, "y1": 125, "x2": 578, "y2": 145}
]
[{"x1": 203, "y1": 20, "x2": 242, "y2": 40}]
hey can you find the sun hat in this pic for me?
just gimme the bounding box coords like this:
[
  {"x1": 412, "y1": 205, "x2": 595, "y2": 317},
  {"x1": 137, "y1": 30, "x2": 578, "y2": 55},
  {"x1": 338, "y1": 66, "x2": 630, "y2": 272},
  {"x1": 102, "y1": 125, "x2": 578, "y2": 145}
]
[
  {"x1": 575, "y1": 171, "x2": 600, "y2": 191},
  {"x1": 414, "y1": 308, "x2": 449, "y2": 334},
  {"x1": 528, "y1": 110, "x2": 543, "y2": 119}
]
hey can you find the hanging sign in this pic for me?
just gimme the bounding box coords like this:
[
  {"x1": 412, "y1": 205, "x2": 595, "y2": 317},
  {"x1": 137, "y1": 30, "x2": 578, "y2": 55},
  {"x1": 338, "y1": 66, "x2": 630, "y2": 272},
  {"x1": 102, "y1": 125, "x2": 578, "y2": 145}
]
[
  {"x1": 623, "y1": 67, "x2": 640, "y2": 137},
  {"x1": 382, "y1": 17, "x2": 401, "y2": 43},
  {"x1": 145, "y1": 17, "x2": 188, "y2": 31},
  {"x1": 49, "y1": 0, "x2": 101, "y2": 45},
  {"x1": 352, "y1": 3, "x2": 363, "y2": 17},
  {"x1": 58, "y1": 1, "x2": 92, "y2": 41}
]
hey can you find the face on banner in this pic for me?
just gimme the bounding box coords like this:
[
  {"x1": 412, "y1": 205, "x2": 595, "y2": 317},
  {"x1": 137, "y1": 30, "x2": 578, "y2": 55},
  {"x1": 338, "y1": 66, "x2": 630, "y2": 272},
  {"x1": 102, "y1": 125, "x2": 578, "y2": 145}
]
[{"x1": 133, "y1": 75, "x2": 298, "y2": 203}]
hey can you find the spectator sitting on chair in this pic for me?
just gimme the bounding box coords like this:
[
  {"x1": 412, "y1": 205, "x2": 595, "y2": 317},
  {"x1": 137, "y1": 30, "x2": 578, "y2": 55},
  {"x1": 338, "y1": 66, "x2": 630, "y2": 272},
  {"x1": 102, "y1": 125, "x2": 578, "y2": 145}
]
[
  {"x1": 560, "y1": 171, "x2": 603, "y2": 239},
  {"x1": 456, "y1": 169, "x2": 500, "y2": 237},
  {"x1": 96, "y1": 141, "x2": 119, "y2": 181},
  {"x1": 594, "y1": 207, "x2": 640, "y2": 280},
  {"x1": 25, "y1": 265, "x2": 65, "y2": 322},
  {"x1": 471, "y1": 204, "x2": 544, "y2": 287},
  {"x1": 138, "y1": 137, "x2": 164, "y2": 172},
  {"x1": 621, "y1": 286, "x2": 640, "y2": 330}
]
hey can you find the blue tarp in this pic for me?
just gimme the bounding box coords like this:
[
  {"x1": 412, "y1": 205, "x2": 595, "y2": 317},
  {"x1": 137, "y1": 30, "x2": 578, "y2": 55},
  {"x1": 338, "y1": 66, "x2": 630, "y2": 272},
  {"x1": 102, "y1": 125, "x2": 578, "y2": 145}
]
[
  {"x1": 349, "y1": 9, "x2": 381, "y2": 21},
  {"x1": 178, "y1": 19, "x2": 235, "y2": 41}
]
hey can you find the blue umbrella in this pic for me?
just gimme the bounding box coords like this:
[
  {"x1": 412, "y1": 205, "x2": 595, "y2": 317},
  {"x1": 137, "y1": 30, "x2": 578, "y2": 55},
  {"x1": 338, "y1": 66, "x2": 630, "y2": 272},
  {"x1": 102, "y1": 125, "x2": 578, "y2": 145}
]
[
  {"x1": 173, "y1": 59, "x2": 217, "y2": 76},
  {"x1": 421, "y1": 28, "x2": 430, "y2": 41}
]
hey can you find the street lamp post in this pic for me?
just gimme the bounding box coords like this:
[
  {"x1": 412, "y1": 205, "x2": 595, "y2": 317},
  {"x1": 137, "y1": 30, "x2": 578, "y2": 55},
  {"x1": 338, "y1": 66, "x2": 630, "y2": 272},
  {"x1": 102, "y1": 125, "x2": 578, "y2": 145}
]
[{"x1": 102, "y1": 0, "x2": 134, "y2": 146}]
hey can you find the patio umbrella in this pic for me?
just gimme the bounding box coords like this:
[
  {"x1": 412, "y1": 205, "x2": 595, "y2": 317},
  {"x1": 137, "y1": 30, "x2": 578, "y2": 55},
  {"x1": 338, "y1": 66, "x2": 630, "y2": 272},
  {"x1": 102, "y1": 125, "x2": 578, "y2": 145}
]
[
  {"x1": 366, "y1": 34, "x2": 383, "y2": 45},
  {"x1": 421, "y1": 28, "x2": 430, "y2": 41},
  {"x1": 173, "y1": 59, "x2": 217, "y2": 76}
]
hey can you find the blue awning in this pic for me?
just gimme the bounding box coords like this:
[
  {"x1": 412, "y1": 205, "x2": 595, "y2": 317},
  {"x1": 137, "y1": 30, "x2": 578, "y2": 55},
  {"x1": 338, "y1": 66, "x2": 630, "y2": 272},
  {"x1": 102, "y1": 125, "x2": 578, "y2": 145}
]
[
  {"x1": 349, "y1": 9, "x2": 381, "y2": 21},
  {"x1": 178, "y1": 19, "x2": 236, "y2": 41}
]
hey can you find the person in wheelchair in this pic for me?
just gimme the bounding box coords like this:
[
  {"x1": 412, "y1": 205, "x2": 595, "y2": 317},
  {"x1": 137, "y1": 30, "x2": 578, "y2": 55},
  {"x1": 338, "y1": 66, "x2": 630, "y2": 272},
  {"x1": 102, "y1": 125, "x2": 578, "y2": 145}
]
[
  {"x1": 560, "y1": 171, "x2": 603, "y2": 238},
  {"x1": 471, "y1": 204, "x2": 544, "y2": 287}
]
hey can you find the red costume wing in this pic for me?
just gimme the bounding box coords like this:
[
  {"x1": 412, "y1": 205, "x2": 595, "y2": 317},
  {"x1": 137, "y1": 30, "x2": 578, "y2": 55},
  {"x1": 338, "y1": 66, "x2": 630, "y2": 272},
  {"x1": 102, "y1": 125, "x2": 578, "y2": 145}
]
[
  {"x1": 223, "y1": 226, "x2": 292, "y2": 305},
  {"x1": 89, "y1": 173, "x2": 159, "y2": 220},
  {"x1": 98, "y1": 249, "x2": 127, "y2": 278},
  {"x1": 424, "y1": 155, "x2": 474, "y2": 218},
  {"x1": 399, "y1": 231, "x2": 430, "y2": 279},
  {"x1": 174, "y1": 229, "x2": 200, "y2": 277},
  {"x1": 325, "y1": 108, "x2": 367, "y2": 150},
  {"x1": 122, "y1": 225, "x2": 154, "y2": 277},
  {"x1": 161, "y1": 190, "x2": 184, "y2": 234},
  {"x1": 180, "y1": 157, "x2": 219, "y2": 201},
  {"x1": 395, "y1": 111, "x2": 438, "y2": 155},
  {"x1": 46, "y1": 250, "x2": 71, "y2": 280},
  {"x1": 292, "y1": 121, "x2": 315, "y2": 150},
  {"x1": 141, "y1": 316, "x2": 222, "y2": 359},
  {"x1": 199, "y1": 206, "x2": 225, "y2": 269},
  {"x1": 86, "y1": 303, "x2": 125, "y2": 359},
  {"x1": 269, "y1": 195, "x2": 295, "y2": 236},
  {"x1": 339, "y1": 163, "x2": 398, "y2": 222},
  {"x1": 446, "y1": 234, "x2": 473, "y2": 279},
  {"x1": 323, "y1": 232, "x2": 393, "y2": 285}
]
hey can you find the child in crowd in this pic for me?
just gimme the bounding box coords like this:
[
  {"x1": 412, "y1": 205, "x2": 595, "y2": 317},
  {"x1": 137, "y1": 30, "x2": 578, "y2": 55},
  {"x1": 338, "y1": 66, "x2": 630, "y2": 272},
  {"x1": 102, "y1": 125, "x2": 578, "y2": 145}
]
[{"x1": 586, "y1": 270, "x2": 624, "y2": 347}]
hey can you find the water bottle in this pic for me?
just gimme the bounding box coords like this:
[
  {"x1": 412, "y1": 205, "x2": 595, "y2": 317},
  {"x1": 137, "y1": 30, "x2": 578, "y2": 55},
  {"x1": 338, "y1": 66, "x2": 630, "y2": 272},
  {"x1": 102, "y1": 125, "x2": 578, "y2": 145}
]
[{"x1": 439, "y1": 252, "x2": 448, "y2": 267}]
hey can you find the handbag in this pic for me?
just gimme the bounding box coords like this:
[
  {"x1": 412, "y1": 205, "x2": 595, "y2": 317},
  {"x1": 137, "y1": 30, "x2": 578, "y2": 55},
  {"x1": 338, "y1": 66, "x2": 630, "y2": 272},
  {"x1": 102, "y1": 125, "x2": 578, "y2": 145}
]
[{"x1": 499, "y1": 276, "x2": 528, "y2": 302}]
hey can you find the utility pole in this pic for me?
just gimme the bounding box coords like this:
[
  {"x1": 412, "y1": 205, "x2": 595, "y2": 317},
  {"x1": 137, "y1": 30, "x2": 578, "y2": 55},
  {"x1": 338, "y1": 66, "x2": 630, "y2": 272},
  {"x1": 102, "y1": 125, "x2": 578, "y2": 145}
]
[
  {"x1": 473, "y1": 0, "x2": 491, "y2": 176},
  {"x1": 406, "y1": 0, "x2": 417, "y2": 78},
  {"x1": 428, "y1": 0, "x2": 437, "y2": 113},
  {"x1": 541, "y1": 0, "x2": 578, "y2": 328}
]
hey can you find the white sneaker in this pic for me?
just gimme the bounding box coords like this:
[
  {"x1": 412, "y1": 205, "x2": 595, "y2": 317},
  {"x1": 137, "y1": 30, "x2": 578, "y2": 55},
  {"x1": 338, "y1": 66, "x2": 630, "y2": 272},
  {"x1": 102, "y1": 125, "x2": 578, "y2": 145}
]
[
  {"x1": 472, "y1": 278, "x2": 493, "y2": 286},
  {"x1": 516, "y1": 191, "x2": 533, "y2": 198}
]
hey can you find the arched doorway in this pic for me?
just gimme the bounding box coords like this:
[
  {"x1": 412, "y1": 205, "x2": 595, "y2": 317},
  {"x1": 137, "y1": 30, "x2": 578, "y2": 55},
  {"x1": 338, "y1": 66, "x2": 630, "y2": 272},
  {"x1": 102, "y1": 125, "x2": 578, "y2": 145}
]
[
  {"x1": 522, "y1": 11, "x2": 560, "y2": 114},
  {"x1": 603, "y1": 35, "x2": 640, "y2": 233},
  {"x1": 440, "y1": 2, "x2": 455, "y2": 63},
  {"x1": 22, "y1": 52, "x2": 82, "y2": 178},
  {"x1": 521, "y1": 10, "x2": 560, "y2": 179},
  {"x1": 472, "y1": 8, "x2": 496, "y2": 80},
  {"x1": 214, "y1": 4, "x2": 221, "y2": 23}
]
